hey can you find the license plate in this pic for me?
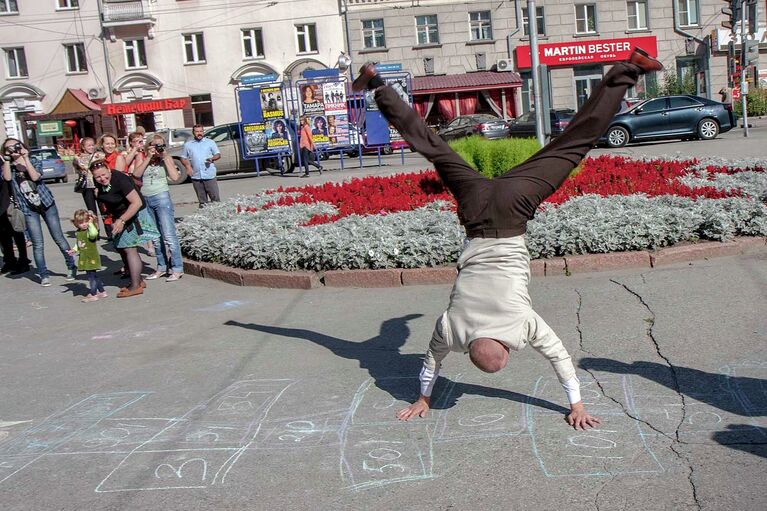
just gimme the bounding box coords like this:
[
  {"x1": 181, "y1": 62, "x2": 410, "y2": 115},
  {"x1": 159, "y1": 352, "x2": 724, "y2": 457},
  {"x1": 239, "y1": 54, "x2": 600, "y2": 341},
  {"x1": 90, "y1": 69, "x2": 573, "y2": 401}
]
[{"x1": 43, "y1": 167, "x2": 54, "y2": 173}]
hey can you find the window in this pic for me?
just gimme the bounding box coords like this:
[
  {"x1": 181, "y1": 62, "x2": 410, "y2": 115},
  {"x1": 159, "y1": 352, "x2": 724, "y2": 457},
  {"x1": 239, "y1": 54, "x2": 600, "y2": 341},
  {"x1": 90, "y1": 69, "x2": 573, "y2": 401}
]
[
  {"x1": 205, "y1": 125, "x2": 231, "y2": 142},
  {"x1": 520, "y1": 71, "x2": 532, "y2": 114},
  {"x1": 677, "y1": 0, "x2": 699, "y2": 27},
  {"x1": 64, "y1": 43, "x2": 87, "y2": 73},
  {"x1": 362, "y1": 19, "x2": 386, "y2": 49},
  {"x1": 190, "y1": 94, "x2": 214, "y2": 126},
  {"x1": 4, "y1": 47, "x2": 27, "y2": 78},
  {"x1": 575, "y1": 4, "x2": 597, "y2": 34},
  {"x1": 416, "y1": 15, "x2": 439, "y2": 45},
  {"x1": 242, "y1": 28, "x2": 264, "y2": 59},
  {"x1": 57, "y1": 0, "x2": 78, "y2": 9},
  {"x1": 669, "y1": 97, "x2": 701, "y2": 109},
  {"x1": 626, "y1": 0, "x2": 648, "y2": 30},
  {"x1": 629, "y1": 72, "x2": 657, "y2": 99},
  {"x1": 469, "y1": 11, "x2": 492, "y2": 41},
  {"x1": 124, "y1": 39, "x2": 147, "y2": 69},
  {"x1": 183, "y1": 33, "x2": 206, "y2": 64},
  {"x1": 0, "y1": 0, "x2": 17, "y2": 14},
  {"x1": 522, "y1": 7, "x2": 546, "y2": 37},
  {"x1": 639, "y1": 98, "x2": 666, "y2": 113},
  {"x1": 295, "y1": 24, "x2": 317, "y2": 54}
]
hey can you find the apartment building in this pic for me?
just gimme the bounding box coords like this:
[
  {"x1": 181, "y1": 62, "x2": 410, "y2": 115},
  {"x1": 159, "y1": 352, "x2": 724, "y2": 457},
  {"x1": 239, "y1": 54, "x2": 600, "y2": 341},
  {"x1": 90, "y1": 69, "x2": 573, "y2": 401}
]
[
  {"x1": 344, "y1": 0, "x2": 764, "y2": 122},
  {"x1": 0, "y1": 0, "x2": 346, "y2": 145}
]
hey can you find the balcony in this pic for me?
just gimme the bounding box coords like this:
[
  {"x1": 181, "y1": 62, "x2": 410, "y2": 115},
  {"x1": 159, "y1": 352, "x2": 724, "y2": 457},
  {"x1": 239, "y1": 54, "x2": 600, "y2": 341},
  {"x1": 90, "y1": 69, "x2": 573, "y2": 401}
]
[{"x1": 101, "y1": 0, "x2": 155, "y2": 27}]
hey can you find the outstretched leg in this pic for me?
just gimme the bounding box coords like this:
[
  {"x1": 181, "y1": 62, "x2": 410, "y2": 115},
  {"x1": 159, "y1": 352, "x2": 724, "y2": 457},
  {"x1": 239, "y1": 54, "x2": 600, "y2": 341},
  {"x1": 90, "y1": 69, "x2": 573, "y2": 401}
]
[
  {"x1": 497, "y1": 59, "x2": 651, "y2": 218},
  {"x1": 372, "y1": 85, "x2": 490, "y2": 224}
]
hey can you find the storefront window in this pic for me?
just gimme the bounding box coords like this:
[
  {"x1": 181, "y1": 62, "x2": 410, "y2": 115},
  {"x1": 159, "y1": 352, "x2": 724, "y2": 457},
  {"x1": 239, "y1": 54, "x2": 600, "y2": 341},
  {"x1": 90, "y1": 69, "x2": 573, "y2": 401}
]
[
  {"x1": 629, "y1": 72, "x2": 658, "y2": 99},
  {"x1": 191, "y1": 94, "x2": 214, "y2": 127}
]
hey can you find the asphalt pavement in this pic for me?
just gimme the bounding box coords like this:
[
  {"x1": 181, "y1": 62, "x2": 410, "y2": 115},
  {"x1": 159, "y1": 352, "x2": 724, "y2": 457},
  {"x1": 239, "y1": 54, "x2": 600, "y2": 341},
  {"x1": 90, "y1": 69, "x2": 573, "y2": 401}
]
[{"x1": 0, "y1": 123, "x2": 765, "y2": 510}]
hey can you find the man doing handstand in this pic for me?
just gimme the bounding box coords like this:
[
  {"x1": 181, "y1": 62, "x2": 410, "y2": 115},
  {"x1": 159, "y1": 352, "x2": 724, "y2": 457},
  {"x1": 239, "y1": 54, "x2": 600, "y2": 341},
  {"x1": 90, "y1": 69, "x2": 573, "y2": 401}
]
[{"x1": 351, "y1": 48, "x2": 663, "y2": 430}]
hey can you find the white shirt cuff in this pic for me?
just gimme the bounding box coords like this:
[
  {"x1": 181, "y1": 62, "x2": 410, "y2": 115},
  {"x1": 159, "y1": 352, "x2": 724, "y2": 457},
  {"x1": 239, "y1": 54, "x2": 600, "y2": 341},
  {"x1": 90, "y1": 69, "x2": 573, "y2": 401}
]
[
  {"x1": 419, "y1": 365, "x2": 438, "y2": 397},
  {"x1": 562, "y1": 375, "x2": 581, "y2": 404}
]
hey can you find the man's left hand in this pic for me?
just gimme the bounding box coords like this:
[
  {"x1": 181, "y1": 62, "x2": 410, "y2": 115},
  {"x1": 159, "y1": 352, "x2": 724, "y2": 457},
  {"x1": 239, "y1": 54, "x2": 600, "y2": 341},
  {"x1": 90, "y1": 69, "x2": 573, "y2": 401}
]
[{"x1": 566, "y1": 402, "x2": 601, "y2": 430}]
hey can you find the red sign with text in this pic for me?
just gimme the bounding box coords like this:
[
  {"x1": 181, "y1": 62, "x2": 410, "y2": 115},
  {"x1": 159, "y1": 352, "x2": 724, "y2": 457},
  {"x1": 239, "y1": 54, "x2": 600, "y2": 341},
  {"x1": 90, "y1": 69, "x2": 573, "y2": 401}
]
[
  {"x1": 103, "y1": 97, "x2": 191, "y2": 116},
  {"x1": 515, "y1": 36, "x2": 657, "y2": 69}
]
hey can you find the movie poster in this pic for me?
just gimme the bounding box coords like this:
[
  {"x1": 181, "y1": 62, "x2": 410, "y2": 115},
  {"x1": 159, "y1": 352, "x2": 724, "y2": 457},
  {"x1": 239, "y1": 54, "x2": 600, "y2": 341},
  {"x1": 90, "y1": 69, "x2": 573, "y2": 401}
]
[
  {"x1": 300, "y1": 84, "x2": 324, "y2": 115},
  {"x1": 327, "y1": 114, "x2": 349, "y2": 146},
  {"x1": 242, "y1": 123, "x2": 267, "y2": 156},
  {"x1": 322, "y1": 82, "x2": 346, "y2": 114},
  {"x1": 260, "y1": 86, "x2": 284, "y2": 119},
  {"x1": 265, "y1": 119, "x2": 290, "y2": 150},
  {"x1": 310, "y1": 115, "x2": 330, "y2": 146}
]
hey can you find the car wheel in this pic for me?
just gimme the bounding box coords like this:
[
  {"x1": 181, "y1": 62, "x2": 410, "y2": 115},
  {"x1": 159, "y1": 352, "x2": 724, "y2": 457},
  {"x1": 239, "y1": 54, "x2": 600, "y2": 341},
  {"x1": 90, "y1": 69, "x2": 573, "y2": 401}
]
[
  {"x1": 61, "y1": 174, "x2": 68, "y2": 183},
  {"x1": 382, "y1": 144, "x2": 393, "y2": 155},
  {"x1": 697, "y1": 119, "x2": 719, "y2": 140},
  {"x1": 319, "y1": 152, "x2": 330, "y2": 161},
  {"x1": 606, "y1": 126, "x2": 629, "y2": 148}
]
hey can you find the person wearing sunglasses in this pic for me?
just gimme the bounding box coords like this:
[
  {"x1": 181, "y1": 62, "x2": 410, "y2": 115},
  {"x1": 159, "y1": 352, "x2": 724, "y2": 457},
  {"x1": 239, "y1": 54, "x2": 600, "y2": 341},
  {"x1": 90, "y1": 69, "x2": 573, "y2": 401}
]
[
  {"x1": 131, "y1": 134, "x2": 184, "y2": 282},
  {"x1": 89, "y1": 158, "x2": 160, "y2": 297},
  {"x1": 1, "y1": 138, "x2": 75, "y2": 286}
]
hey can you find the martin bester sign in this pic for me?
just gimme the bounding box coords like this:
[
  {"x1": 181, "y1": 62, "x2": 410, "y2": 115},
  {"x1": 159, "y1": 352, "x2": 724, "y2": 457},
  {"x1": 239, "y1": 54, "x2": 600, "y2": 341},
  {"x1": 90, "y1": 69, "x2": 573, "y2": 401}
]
[{"x1": 515, "y1": 36, "x2": 657, "y2": 69}]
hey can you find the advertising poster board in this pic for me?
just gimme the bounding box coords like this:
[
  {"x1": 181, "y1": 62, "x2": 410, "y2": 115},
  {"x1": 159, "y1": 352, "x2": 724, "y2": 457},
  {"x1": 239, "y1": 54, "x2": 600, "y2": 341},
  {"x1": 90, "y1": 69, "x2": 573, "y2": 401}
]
[
  {"x1": 299, "y1": 80, "x2": 351, "y2": 148},
  {"x1": 260, "y1": 86, "x2": 284, "y2": 119},
  {"x1": 365, "y1": 75, "x2": 410, "y2": 145},
  {"x1": 265, "y1": 119, "x2": 290, "y2": 150},
  {"x1": 242, "y1": 122, "x2": 268, "y2": 156}
]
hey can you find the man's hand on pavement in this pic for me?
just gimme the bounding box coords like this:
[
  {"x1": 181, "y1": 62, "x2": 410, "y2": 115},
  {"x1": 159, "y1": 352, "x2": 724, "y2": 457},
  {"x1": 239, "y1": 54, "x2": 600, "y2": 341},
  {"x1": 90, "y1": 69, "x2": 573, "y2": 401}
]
[
  {"x1": 566, "y1": 401, "x2": 601, "y2": 430},
  {"x1": 396, "y1": 396, "x2": 430, "y2": 421}
]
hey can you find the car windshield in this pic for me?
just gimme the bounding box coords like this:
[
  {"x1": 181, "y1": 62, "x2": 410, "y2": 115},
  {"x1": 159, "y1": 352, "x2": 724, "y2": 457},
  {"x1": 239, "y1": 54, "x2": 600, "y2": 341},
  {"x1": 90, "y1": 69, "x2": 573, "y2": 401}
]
[
  {"x1": 552, "y1": 110, "x2": 574, "y2": 120},
  {"x1": 29, "y1": 150, "x2": 58, "y2": 161}
]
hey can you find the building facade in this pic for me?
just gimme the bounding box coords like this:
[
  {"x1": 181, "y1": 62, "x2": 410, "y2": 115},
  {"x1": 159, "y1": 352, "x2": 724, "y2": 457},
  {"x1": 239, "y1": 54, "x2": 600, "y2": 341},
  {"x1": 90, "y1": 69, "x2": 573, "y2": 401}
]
[
  {"x1": 344, "y1": 0, "x2": 765, "y2": 119},
  {"x1": 0, "y1": 0, "x2": 346, "y2": 145}
]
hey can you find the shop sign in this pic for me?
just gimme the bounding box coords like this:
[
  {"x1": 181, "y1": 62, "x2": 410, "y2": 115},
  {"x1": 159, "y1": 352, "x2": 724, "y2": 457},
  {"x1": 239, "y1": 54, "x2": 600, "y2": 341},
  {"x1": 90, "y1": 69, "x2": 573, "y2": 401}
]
[
  {"x1": 37, "y1": 120, "x2": 63, "y2": 137},
  {"x1": 716, "y1": 28, "x2": 767, "y2": 51},
  {"x1": 103, "y1": 97, "x2": 191, "y2": 116},
  {"x1": 515, "y1": 36, "x2": 657, "y2": 68},
  {"x1": 240, "y1": 73, "x2": 278, "y2": 85}
]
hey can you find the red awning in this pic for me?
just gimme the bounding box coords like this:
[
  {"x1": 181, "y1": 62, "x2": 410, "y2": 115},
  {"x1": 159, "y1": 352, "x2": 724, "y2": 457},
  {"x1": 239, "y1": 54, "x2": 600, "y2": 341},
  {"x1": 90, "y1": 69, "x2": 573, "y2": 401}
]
[{"x1": 413, "y1": 71, "x2": 522, "y2": 95}]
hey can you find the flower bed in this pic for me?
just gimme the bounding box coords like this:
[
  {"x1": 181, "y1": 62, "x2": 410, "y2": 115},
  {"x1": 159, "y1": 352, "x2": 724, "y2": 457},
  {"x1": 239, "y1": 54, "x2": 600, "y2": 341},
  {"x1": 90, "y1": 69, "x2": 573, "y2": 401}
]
[{"x1": 178, "y1": 156, "x2": 767, "y2": 271}]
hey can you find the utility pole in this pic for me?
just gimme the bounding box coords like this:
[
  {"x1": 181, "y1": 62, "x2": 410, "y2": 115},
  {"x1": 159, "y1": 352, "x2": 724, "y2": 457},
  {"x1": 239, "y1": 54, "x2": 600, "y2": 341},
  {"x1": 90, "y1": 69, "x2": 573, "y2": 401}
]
[
  {"x1": 527, "y1": 0, "x2": 544, "y2": 146},
  {"x1": 95, "y1": 0, "x2": 114, "y2": 103},
  {"x1": 739, "y1": 0, "x2": 749, "y2": 137}
]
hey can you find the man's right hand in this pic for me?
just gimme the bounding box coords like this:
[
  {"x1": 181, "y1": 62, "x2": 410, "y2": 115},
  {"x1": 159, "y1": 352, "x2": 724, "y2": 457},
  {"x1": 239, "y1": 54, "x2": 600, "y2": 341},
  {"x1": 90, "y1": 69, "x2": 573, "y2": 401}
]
[{"x1": 396, "y1": 396, "x2": 430, "y2": 421}]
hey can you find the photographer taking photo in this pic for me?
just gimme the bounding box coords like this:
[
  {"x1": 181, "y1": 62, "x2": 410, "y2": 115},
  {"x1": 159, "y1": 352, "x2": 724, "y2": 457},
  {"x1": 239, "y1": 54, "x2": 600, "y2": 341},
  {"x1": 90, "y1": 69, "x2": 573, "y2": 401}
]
[
  {"x1": 131, "y1": 134, "x2": 184, "y2": 282},
  {"x1": 1, "y1": 138, "x2": 75, "y2": 286}
]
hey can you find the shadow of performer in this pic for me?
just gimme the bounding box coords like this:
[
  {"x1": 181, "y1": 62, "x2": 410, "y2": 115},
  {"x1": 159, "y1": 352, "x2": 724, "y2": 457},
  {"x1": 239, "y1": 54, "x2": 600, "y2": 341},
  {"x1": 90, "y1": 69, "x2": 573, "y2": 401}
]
[
  {"x1": 579, "y1": 358, "x2": 767, "y2": 456},
  {"x1": 225, "y1": 315, "x2": 569, "y2": 415}
]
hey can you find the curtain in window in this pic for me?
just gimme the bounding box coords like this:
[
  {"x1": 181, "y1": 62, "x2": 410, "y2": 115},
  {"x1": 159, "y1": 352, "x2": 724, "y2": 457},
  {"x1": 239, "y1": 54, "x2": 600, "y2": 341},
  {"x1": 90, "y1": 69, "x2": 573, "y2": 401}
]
[
  {"x1": 457, "y1": 93, "x2": 477, "y2": 116},
  {"x1": 437, "y1": 95, "x2": 457, "y2": 120}
]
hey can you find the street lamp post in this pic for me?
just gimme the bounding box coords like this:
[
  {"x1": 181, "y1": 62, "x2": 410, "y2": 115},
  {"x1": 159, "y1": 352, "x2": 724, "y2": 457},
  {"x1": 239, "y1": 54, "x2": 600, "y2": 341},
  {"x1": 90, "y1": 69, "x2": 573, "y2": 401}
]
[{"x1": 527, "y1": 0, "x2": 545, "y2": 147}]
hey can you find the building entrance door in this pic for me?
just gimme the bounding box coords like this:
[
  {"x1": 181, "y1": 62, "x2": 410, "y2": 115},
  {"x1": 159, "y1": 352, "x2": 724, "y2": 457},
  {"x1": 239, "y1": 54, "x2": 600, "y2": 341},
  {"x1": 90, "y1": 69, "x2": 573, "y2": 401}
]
[{"x1": 574, "y1": 65, "x2": 603, "y2": 110}]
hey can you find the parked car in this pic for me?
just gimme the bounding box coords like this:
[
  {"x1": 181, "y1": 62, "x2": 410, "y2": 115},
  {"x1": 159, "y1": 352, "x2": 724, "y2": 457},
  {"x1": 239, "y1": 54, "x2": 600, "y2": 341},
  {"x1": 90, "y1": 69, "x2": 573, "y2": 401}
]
[
  {"x1": 600, "y1": 95, "x2": 735, "y2": 148},
  {"x1": 146, "y1": 128, "x2": 193, "y2": 148},
  {"x1": 508, "y1": 109, "x2": 575, "y2": 139},
  {"x1": 29, "y1": 147, "x2": 67, "y2": 183},
  {"x1": 168, "y1": 122, "x2": 289, "y2": 182},
  {"x1": 437, "y1": 114, "x2": 510, "y2": 141}
]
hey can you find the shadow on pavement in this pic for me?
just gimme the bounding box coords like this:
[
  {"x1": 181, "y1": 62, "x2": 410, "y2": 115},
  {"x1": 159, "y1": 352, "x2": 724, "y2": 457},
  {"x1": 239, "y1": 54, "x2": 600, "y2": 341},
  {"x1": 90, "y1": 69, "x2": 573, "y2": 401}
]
[
  {"x1": 225, "y1": 314, "x2": 569, "y2": 416},
  {"x1": 579, "y1": 358, "x2": 767, "y2": 457}
]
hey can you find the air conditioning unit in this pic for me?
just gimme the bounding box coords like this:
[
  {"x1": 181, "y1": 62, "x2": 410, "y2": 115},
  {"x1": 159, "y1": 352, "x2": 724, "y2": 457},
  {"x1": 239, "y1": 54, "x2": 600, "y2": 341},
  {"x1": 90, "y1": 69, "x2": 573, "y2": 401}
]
[
  {"x1": 87, "y1": 87, "x2": 106, "y2": 99},
  {"x1": 496, "y1": 59, "x2": 512, "y2": 72}
]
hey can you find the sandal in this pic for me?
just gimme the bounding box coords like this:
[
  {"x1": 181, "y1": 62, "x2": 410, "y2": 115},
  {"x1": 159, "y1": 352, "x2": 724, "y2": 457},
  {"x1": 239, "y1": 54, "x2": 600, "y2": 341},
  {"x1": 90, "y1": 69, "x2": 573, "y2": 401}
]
[{"x1": 117, "y1": 286, "x2": 144, "y2": 298}]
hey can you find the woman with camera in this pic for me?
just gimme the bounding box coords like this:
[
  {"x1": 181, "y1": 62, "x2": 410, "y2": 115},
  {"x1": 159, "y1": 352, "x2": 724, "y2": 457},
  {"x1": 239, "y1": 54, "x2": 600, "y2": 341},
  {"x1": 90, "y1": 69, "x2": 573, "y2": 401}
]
[
  {"x1": 131, "y1": 134, "x2": 184, "y2": 282},
  {"x1": 2, "y1": 138, "x2": 75, "y2": 286},
  {"x1": 89, "y1": 158, "x2": 159, "y2": 297}
]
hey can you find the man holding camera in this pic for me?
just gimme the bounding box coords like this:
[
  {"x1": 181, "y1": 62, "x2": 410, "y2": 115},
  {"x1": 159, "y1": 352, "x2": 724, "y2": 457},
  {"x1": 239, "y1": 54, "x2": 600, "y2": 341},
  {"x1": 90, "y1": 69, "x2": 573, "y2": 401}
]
[
  {"x1": 181, "y1": 124, "x2": 221, "y2": 208},
  {"x1": 132, "y1": 134, "x2": 184, "y2": 281}
]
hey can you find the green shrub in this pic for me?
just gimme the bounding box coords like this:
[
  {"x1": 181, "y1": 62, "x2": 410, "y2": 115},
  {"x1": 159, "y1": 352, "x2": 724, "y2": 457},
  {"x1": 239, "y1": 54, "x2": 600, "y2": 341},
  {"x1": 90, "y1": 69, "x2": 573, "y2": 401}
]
[
  {"x1": 734, "y1": 87, "x2": 767, "y2": 117},
  {"x1": 448, "y1": 136, "x2": 541, "y2": 178}
]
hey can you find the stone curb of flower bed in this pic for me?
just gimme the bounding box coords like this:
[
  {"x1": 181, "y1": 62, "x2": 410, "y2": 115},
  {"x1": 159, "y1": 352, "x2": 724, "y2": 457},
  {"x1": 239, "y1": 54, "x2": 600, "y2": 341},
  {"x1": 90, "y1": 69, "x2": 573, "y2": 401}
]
[{"x1": 183, "y1": 237, "x2": 767, "y2": 289}]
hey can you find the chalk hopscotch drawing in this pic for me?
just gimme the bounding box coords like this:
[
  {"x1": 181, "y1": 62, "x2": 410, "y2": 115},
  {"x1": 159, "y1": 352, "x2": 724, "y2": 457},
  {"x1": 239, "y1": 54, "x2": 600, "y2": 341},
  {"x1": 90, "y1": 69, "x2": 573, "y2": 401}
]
[{"x1": 0, "y1": 363, "x2": 764, "y2": 493}]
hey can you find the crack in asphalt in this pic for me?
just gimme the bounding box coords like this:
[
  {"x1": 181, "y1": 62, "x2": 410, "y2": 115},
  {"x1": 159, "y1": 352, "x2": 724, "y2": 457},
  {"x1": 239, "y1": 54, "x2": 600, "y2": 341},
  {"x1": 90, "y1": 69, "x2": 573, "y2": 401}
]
[{"x1": 607, "y1": 279, "x2": 701, "y2": 510}]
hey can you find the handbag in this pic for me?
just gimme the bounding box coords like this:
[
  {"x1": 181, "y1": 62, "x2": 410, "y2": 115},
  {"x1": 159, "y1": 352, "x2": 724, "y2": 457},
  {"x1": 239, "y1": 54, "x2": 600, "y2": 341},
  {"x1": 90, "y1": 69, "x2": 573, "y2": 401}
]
[{"x1": 7, "y1": 197, "x2": 25, "y2": 233}]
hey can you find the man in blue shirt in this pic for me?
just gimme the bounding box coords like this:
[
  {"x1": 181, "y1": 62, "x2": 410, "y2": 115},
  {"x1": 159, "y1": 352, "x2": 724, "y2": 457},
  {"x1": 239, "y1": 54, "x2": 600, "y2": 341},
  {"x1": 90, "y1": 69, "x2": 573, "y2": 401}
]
[{"x1": 181, "y1": 124, "x2": 222, "y2": 207}]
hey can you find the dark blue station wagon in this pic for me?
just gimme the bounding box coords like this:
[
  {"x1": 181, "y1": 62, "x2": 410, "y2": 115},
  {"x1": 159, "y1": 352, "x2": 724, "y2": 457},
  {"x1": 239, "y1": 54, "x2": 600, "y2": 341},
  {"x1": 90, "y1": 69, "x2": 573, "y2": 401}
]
[{"x1": 601, "y1": 95, "x2": 735, "y2": 148}]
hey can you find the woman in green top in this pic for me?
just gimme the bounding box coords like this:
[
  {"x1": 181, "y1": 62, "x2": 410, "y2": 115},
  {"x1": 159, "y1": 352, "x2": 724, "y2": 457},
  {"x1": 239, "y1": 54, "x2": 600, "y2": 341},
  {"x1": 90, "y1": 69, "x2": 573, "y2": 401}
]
[
  {"x1": 132, "y1": 134, "x2": 184, "y2": 282},
  {"x1": 69, "y1": 209, "x2": 106, "y2": 302}
]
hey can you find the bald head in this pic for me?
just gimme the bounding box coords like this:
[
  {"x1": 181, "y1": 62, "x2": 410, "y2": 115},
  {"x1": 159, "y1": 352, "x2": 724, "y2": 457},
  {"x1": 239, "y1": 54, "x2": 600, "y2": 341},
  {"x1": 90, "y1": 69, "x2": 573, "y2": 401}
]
[{"x1": 469, "y1": 338, "x2": 510, "y2": 373}]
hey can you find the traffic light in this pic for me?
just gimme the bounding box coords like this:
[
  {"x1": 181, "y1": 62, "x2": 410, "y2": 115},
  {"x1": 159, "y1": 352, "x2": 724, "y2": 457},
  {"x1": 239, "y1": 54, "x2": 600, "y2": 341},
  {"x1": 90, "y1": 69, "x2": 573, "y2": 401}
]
[{"x1": 721, "y1": 0, "x2": 742, "y2": 31}]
